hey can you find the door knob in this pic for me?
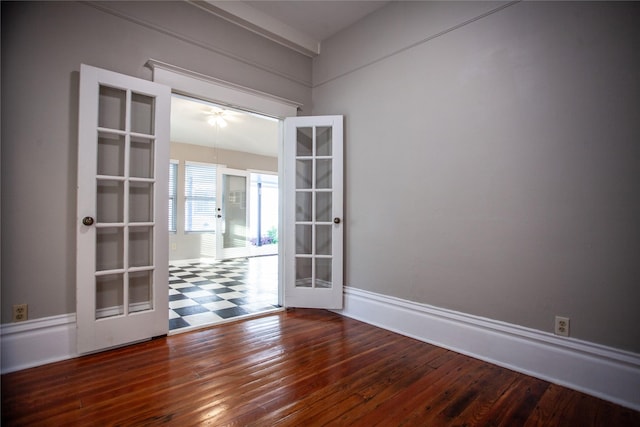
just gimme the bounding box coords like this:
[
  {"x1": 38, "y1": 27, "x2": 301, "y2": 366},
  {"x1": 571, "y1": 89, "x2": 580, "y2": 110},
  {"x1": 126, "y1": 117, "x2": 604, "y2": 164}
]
[
  {"x1": 333, "y1": 217, "x2": 341, "y2": 224},
  {"x1": 82, "y1": 216, "x2": 95, "y2": 226}
]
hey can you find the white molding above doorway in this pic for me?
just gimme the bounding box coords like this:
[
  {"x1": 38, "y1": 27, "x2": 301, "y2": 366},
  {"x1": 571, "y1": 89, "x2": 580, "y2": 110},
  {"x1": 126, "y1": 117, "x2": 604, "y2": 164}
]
[{"x1": 146, "y1": 59, "x2": 300, "y2": 119}]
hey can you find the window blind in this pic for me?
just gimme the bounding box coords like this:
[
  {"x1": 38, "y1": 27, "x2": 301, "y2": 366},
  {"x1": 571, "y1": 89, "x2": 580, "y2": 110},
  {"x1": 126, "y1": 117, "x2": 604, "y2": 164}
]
[
  {"x1": 168, "y1": 161, "x2": 178, "y2": 232},
  {"x1": 185, "y1": 162, "x2": 217, "y2": 232}
]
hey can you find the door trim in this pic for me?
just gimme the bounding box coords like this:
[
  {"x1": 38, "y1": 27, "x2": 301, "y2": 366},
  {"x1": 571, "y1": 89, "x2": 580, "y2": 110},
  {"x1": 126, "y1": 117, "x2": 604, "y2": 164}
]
[
  {"x1": 147, "y1": 59, "x2": 301, "y2": 118},
  {"x1": 150, "y1": 61, "x2": 298, "y2": 308}
]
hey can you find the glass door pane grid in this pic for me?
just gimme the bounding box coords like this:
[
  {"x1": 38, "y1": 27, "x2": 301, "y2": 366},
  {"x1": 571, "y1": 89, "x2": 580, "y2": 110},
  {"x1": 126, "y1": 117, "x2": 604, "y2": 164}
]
[
  {"x1": 295, "y1": 126, "x2": 334, "y2": 289},
  {"x1": 95, "y1": 87, "x2": 156, "y2": 319}
]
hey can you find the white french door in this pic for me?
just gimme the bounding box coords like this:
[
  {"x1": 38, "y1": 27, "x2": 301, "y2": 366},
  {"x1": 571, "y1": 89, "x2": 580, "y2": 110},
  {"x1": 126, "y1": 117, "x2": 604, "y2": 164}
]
[
  {"x1": 216, "y1": 168, "x2": 250, "y2": 260},
  {"x1": 284, "y1": 116, "x2": 344, "y2": 308},
  {"x1": 76, "y1": 64, "x2": 170, "y2": 354}
]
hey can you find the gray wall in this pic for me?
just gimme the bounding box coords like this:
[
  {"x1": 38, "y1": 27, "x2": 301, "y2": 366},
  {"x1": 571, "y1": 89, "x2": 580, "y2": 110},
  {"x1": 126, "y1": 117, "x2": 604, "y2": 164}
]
[
  {"x1": 313, "y1": 1, "x2": 640, "y2": 353},
  {"x1": 3, "y1": 0, "x2": 639, "y2": 355},
  {"x1": 0, "y1": 1, "x2": 311, "y2": 323}
]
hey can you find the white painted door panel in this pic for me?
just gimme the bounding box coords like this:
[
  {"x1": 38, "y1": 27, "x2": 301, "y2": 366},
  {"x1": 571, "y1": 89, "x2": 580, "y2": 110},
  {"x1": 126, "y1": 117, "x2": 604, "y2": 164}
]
[
  {"x1": 284, "y1": 116, "x2": 343, "y2": 308},
  {"x1": 76, "y1": 64, "x2": 170, "y2": 354},
  {"x1": 216, "y1": 168, "x2": 250, "y2": 260}
]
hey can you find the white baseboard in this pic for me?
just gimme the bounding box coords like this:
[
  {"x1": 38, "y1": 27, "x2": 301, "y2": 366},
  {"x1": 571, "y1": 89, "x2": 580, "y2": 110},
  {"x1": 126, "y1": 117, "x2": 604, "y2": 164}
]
[
  {"x1": 336, "y1": 286, "x2": 640, "y2": 412},
  {"x1": 1, "y1": 314, "x2": 77, "y2": 374},
  {"x1": 3, "y1": 293, "x2": 639, "y2": 412}
]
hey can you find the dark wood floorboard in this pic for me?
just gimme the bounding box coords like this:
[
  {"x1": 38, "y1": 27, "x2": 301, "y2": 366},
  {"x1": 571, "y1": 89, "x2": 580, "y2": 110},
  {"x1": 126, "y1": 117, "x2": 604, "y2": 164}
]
[{"x1": 2, "y1": 309, "x2": 639, "y2": 426}]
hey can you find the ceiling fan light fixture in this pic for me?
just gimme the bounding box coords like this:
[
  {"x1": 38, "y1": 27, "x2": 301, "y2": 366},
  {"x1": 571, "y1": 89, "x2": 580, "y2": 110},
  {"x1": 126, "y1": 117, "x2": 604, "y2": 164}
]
[{"x1": 207, "y1": 114, "x2": 227, "y2": 128}]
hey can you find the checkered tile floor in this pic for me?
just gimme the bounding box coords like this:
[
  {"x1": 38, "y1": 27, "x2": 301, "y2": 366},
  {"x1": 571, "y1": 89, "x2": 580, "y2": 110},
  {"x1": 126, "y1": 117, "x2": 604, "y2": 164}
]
[{"x1": 169, "y1": 256, "x2": 279, "y2": 333}]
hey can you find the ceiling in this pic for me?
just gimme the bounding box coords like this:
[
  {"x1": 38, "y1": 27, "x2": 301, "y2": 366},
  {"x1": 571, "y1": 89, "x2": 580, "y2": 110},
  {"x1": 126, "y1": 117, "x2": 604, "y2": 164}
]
[
  {"x1": 170, "y1": 95, "x2": 280, "y2": 157},
  {"x1": 197, "y1": 1, "x2": 390, "y2": 55},
  {"x1": 244, "y1": 1, "x2": 390, "y2": 43},
  {"x1": 172, "y1": 1, "x2": 390, "y2": 154}
]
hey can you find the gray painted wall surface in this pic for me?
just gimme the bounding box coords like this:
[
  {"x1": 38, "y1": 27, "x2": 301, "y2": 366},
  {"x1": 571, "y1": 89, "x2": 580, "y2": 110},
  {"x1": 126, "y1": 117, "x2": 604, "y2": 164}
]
[
  {"x1": 0, "y1": 1, "x2": 311, "y2": 323},
  {"x1": 313, "y1": 1, "x2": 640, "y2": 352},
  {"x1": 3, "y1": 0, "x2": 639, "y2": 356}
]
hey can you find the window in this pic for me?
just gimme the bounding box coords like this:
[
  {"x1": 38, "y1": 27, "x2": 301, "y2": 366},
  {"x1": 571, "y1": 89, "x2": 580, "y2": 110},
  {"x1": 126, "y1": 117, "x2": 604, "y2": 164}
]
[
  {"x1": 185, "y1": 162, "x2": 217, "y2": 232},
  {"x1": 250, "y1": 173, "x2": 279, "y2": 246},
  {"x1": 168, "y1": 160, "x2": 178, "y2": 232}
]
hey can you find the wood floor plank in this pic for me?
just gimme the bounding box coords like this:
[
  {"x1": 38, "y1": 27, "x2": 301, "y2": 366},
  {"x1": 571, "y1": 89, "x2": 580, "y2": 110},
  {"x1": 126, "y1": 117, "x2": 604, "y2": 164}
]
[
  {"x1": 428, "y1": 363, "x2": 521, "y2": 426},
  {"x1": 324, "y1": 347, "x2": 453, "y2": 426},
  {"x1": 246, "y1": 337, "x2": 435, "y2": 425},
  {"x1": 473, "y1": 374, "x2": 550, "y2": 426},
  {"x1": 395, "y1": 358, "x2": 500, "y2": 426},
  {"x1": 2, "y1": 309, "x2": 638, "y2": 426},
  {"x1": 170, "y1": 322, "x2": 397, "y2": 424},
  {"x1": 354, "y1": 354, "x2": 481, "y2": 425}
]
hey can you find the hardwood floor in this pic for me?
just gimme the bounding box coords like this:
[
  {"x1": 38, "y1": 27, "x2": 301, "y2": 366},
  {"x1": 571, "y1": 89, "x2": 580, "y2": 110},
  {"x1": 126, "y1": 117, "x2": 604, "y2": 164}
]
[{"x1": 2, "y1": 309, "x2": 639, "y2": 426}]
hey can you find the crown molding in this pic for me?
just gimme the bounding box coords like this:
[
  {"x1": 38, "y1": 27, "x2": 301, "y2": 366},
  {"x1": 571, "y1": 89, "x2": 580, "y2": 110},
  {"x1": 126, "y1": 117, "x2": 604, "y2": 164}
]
[
  {"x1": 188, "y1": 0, "x2": 321, "y2": 57},
  {"x1": 82, "y1": 1, "x2": 312, "y2": 87}
]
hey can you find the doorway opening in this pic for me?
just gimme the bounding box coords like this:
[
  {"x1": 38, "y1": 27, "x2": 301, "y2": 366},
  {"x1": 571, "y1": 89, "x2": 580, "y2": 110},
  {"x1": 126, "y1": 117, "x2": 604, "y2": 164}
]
[{"x1": 167, "y1": 94, "x2": 281, "y2": 333}]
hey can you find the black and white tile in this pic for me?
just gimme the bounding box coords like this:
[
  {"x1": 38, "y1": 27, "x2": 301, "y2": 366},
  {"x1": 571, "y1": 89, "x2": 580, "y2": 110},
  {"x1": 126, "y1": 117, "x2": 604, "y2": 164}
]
[{"x1": 169, "y1": 256, "x2": 279, "y2": 333}]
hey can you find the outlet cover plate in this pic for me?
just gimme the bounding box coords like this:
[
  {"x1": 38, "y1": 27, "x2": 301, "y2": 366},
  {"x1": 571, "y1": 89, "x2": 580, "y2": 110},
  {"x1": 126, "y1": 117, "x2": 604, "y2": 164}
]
[
  {"x1": 12, "y1": 304, "x2": 28, "y2": 322},
  {"x1": 555, "y1": 316, "x2": 570, "y2": 337}
]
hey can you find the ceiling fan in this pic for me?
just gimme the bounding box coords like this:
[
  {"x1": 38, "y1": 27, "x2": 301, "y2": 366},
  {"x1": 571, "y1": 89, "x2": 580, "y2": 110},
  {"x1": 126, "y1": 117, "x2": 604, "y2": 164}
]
[{"x1": 203, "y1": 107, "x2": 238, "y2": 128}]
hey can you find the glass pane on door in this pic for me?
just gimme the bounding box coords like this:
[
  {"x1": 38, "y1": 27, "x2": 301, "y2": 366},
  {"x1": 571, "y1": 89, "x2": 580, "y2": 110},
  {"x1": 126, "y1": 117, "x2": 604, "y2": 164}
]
[
  {"x1": 129, "y1": 270, "x2": 152, "y2": 313},
  {"x1": 130, "y1": 93, "x2": 155, "y2": 135},
  {"x1": 129, "y1": 182, "x2": 154, "y2": 222},
  {"x1": 296, "y1": 192, "x2": 312, "y2": 221},
  {"x1": 316, "y1": 159, "x2": 332, "y2": 189},
  {"x1": 96, "y1": 228, "x2": 124, "y2": 271},
  {"x1": 130, "y1": 137, "x2": 154, "y2": 178},
  {"x1": 316, "y1": 258, "x2": 332, "y2": 289},
  {"x1": 222, "y1": 174, "x2": 247, "y2": 249},
  {"x1": 316, "y1": 225, "x2": 332, "y2": 255},
  {"x1": 316, "y1": 127, "x2": 332, "y2": 156},
  {"x1": 97, "y1": 133, "x2": 125, "y2": 176},
  {"x1": 129, "y1": 226, "x2": 153, "y2": 267},
  {"x1": 296, "y1": 224, "x2": 312, "y2": 254},
  {"x1": 296, "y1": 128, "x2": 313, "y2": 156},
  {"x1": 316, "y1": 192, "x2": 332, "y2": 222},
  {"x1": 295, "y1": 257, "x2": 313, "y2": 287},
  {"x1": 97, "y1": 180, "x2": 124, "y2": 223},
  {"x1": 96, "y1": 274, "x2": 124, "y2": 319},
  {"x1": 98, "y1": 86, "x2": 126, "y2": 131}
]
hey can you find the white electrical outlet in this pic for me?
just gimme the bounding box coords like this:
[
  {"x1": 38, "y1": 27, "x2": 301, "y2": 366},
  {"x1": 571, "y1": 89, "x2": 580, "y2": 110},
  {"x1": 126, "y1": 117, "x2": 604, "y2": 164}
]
[
  {"x1": 13, "y1": 304, "x2": 28, "y2": 322},
  {"x1": 555, "y1": 316, "x2": 570, "y2": 337}
]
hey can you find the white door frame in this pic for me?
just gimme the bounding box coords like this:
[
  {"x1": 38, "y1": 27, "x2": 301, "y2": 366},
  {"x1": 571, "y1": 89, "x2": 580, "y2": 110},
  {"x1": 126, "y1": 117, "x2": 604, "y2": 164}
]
[
  {"x1": 149, "y1": 62, "x2": 345, "y2": 310},
  {"x1": 148, "y1": 59, "x2": 300, "y2": 307}
]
